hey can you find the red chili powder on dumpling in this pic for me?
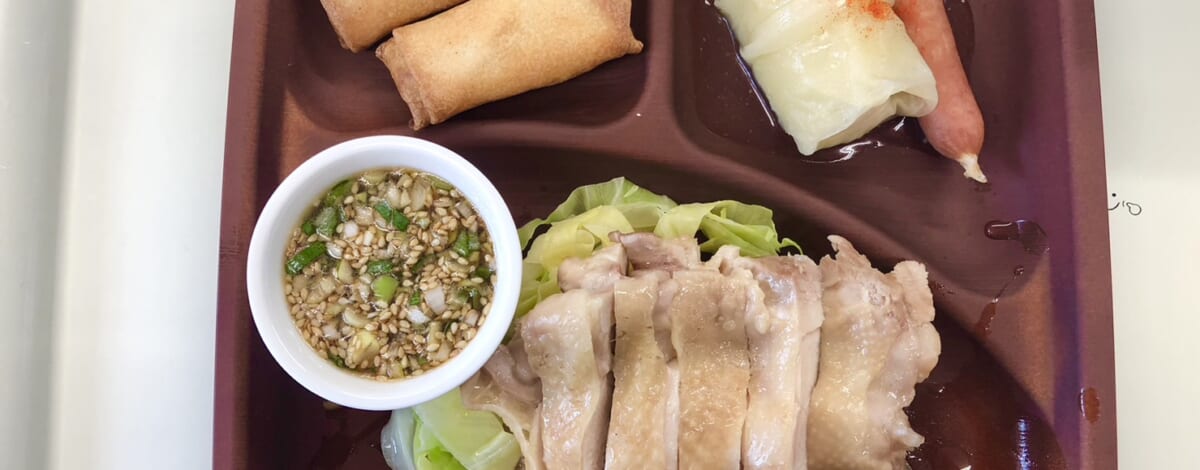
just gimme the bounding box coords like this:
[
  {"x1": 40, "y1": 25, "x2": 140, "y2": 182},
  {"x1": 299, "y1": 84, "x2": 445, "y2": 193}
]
[{"x1": 847, "y1": 0, "x2": 892, "y2": 20}]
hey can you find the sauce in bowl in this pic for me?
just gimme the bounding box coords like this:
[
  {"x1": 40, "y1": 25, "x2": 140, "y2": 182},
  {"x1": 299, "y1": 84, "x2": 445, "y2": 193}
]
[{"x1": 283, "y1": 168, "x2": 494, "y2": 380}]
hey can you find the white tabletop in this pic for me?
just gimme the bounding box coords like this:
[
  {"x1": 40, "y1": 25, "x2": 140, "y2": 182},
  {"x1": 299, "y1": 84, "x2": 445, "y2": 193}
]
[{"x1": 0, "y1": 0, "x2": 1195, "y2": 468}]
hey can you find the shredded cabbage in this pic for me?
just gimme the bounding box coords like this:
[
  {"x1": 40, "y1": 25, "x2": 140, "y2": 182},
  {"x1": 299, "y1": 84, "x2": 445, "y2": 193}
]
[{"x1": 515, "y1": 177, "x2": 799, "y2": 317}]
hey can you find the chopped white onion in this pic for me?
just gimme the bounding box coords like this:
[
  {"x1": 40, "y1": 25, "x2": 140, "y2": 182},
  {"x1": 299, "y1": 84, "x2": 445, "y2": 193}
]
[
  {"x1": 406, "y1": 307, "x2": 429, "y2": 325},
  {"x1": 291, "y1": 274, "x2": 309, "y2": 293},
  {"x1": 411, "y1": 180, "x2": 429, "y2": 211},
  {"x1": 319, "y1": 277, "x2": 336, "y2": 295},
  {"x1": 434, "y1": 343, "x2": 450, "y2": 362},
  {"x1": 326, "y1": 243, "x2": 343, "y2": 259},
  {"x1": 362, "y1": 170, "x2": 387, "y2": 185},
  {"x1": 342, "y1": 221, "x2": 359, "y2": 240},
  {"x1": 425, "y1": 287, "x2": 446, "y2": 314},
  {"x1": 355, "y1": 207, "x2": 374, "y2": 225},
  {"x1": 455, "y1": 200, "x2": 475, "y2": 218},
  {"x1": 386, "y1": 186, "x2": 402, "y2": 209},
  {"x1": 308, "y1": 277, "x2": 337, "y2": 304},
  {"x1": 446, "y1": 261, "x2": 472, "y2": 274},
  {"x1": 343, "y1": 309, "x2": 369, "y2": 328},
  {"x1": 321, "y1": 324, "x2": 339, "y2": 339}
]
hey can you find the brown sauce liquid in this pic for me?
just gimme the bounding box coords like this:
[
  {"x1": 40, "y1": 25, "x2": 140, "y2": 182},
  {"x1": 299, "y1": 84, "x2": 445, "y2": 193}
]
[
  {"x1": 985, "y1": 220, "x2": 1049, "y2": 254},
  {"x1": 973, "y1": 265, "x2": 1025, "y2": 337},
  {"x1": 908, "y1": 319, "x2": 1066, "y2": 469},
  {"x1": 309, "y1": 408, "x2": 391, "y2": 469},
  {"x1": 1080, "y1": 387, "x2": 1102, "y2": 424}
]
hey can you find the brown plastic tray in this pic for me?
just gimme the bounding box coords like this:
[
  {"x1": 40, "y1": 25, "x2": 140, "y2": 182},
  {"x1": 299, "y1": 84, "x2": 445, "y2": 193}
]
[{"x1": 214, "y1": 0, "x2": 1116, "y2": 468}]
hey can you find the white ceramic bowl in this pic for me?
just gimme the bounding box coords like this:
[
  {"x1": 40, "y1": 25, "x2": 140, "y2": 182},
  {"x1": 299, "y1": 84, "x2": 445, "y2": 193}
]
[{"x1": 246, "y1": 136, "x2": 520, "y2": 410}]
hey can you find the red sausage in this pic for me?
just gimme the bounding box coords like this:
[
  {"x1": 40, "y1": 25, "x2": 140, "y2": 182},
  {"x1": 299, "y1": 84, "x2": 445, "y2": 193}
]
[{"x1": 894, "y1": 0, "x2": 988, "y2": 183}]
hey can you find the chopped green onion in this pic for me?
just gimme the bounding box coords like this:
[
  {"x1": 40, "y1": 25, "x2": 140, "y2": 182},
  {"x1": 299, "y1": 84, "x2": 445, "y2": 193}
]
[
  {"x1": 452, "y1": 230, "x2": 480, "y2": 257},
  {"x1": 314, "y1": 207, "x2": 337, "y2": 238},
  {"x1": 361, "y1": 170, "x2": 387, "y2": 185},
  {"x1": 328, "y1": 352, "x2": 347, "y2": 368},
  {"x1": 428, "y1": 175, "x2": 454, "y2": 192},
  {"x1": 411, "y1": 253, "x2": 435, "y2": 275},
  {"x1": 367, "y1": 260, "x2": 394, "y2": 276},
  {"x1": 372, "y1": 275, "x2": 400, "y2": 303},
  {"x1": 452, "y1": 230, "x2": 470, "y2": 257},
  {"x1": 374, "y1": 202, "x2": 410, "y2": 231},
  {"x1": 374, "y1": 203, "x2": 392, "y2": 221},
  {"x1": 458, "y1": 285, "x2": 481, "y2": 310},
  {"x1": 467, "y1": 231, "x2": 481, "y2": 251},
  {"x1": 409, "y1": 290, "x2": 423, "y2": 306},
  {"x1": 473, "y1": 266, "x2": 493, "y2": 280},
  {"x1": 391, "y1": 211, "x2": 410, "y2": 231},
  {"x1": 324, "y1": 180, "x2": 353, "y2": 207},
  {"x1": 286, "y1": 242, "x2": 326, "y2": 275},
  {"x1": 301, "y1": 220, "x2": 316, "y2": 236}
]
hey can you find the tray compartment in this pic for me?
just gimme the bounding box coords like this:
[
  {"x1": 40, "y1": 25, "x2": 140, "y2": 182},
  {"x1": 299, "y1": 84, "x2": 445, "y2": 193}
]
[{"x1": 215, "y1": 0, "x2": 1116, "y2": 468}]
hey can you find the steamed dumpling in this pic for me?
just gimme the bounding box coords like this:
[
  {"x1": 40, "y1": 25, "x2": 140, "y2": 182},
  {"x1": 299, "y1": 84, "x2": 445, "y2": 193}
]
[{"x1": 715, "y1": 0, "x2": 938, "y2": 155}]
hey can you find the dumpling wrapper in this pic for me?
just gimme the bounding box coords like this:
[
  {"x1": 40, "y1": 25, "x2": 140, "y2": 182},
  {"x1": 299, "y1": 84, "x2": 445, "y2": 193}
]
[
  {"x1": 715, "y1": 0, "x2": 938, "y2": 155},
  {"x1": 319, "y1": 0, "x2": 465, "y2": 52},
  {"x1": 376, "y1": 0, "x2": 643, "y2": 129}
]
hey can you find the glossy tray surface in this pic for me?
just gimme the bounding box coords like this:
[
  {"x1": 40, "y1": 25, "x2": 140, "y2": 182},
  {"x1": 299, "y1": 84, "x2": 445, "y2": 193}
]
[{"x1": 215, "y1": 0, "x2": 1116, "y2": 468}]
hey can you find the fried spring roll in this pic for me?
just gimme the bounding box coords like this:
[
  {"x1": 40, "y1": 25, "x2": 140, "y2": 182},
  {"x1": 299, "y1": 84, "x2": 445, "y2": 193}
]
[
  {"x1": 319, "y1": 0, "x2": 466, "y2": 52},
  {"x1": 376, "y1": 0, "x2": 643, "y2": 129}
]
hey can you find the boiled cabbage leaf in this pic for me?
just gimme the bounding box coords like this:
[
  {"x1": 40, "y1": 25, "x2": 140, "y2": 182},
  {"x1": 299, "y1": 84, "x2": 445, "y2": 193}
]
[
  {"x1": 516, "y1": 177, "x2": 801, "y2": 319},
  {"x1": 411, "y1": 388, "x2": 521, "y2": 470}
]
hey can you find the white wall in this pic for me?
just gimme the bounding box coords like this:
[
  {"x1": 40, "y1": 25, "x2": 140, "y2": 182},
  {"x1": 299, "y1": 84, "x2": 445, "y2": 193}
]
[
  {"x1": 1095, "y1": 0, "x2": 1200, "y2": 467},
  {"x1": 0, "y1": 1, "x2": 73, "y2": 468},
  {"x1": 47, "y1": 0, "x2": 233, "y2": 468}
]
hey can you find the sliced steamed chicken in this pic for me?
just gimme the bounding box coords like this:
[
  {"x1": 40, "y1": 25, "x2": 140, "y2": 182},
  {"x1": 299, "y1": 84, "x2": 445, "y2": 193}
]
[
  {"x1": 605, "y1": 276, "x2": 671, "y2": 469},
  {"x1": 807, "y1": 236, "x2": 941, "y2": 470},
  {"x1": 714, "y1": 0, "x2": 938, "y2": 155},
  {"x1": 670, "y1": 269, "x2": 757, "y2": 469},
  {"x1": 614, "y1": 231, "x2": 701, "y2": 361},
  {"x1": 520, "y1": 244, "x2": 626, "y2": 470},
  {"x1": 612, "y1": 232, "x2": 702, "y2": 272},
  {"x1": 610, "y1": 232, "x2": 695, "y2": 470},
  {"x1": 714, "y1": 247, "x2": 825, "y2": 470},
  {"x1": 461, "y1": 335, "x2": 543, "y2": 470}
]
